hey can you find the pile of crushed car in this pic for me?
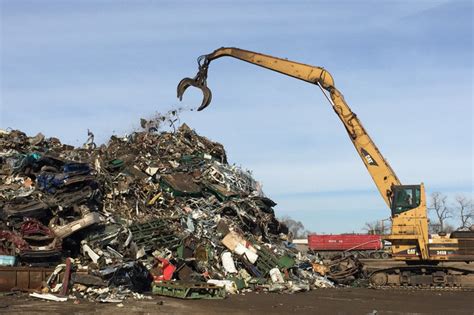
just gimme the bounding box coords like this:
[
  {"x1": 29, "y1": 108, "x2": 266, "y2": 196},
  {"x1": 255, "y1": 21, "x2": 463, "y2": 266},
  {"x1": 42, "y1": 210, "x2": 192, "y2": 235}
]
[{"x1": 0, "y1": 120, "x2": 363, "y2": 302}]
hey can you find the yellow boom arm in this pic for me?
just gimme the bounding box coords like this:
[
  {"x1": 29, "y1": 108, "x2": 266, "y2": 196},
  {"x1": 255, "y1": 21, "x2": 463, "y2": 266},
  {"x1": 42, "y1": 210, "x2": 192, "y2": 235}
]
[{"x1": 177, "y1": 47, "x2": 401, "y2": 207}]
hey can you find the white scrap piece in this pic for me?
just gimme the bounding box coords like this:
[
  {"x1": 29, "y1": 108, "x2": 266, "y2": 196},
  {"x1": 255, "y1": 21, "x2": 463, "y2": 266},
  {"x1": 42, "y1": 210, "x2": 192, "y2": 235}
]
[
  {"x1": 207, "y1": 279, "x2": 237, "y2": 294},
  {"x1": 136, "y1": 247, "x2": 146, "y2": 259},
  {"x1": 269, "y1": 268, "x2": 285, "y2": 284},
  {"x1": 145, "y1": 166, "x2": 159, "y2": 176},
  {"x1": 221, "y1": 251, "x2": 237, "y2": 274},
  {"x1": 313, "y1": 276, "x2": 335, "y2": 288},
  {"x1": 100, "y1": 298, "x2": 123, "y2": 303},
  {"x1": 82, "y1": 243, "x2": 100, "y2": 263},
  {"x1": 29, "y1": 293, "x2": 68, "y2": 302}
]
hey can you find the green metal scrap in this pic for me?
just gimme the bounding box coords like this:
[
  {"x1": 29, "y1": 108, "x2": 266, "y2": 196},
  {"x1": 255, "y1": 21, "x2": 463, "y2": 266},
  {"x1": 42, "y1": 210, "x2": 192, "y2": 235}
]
[
  {"x1": 106, "y1": 159, "x2": 125, "y2": 171},
  {"x1": 277, "y1": 255, "x2": 295, "y2": 269},
  {"x1": 179, "y1": 153, "x2": 212, "y2": 166},
  {"x1": 160, "y1": 174, "x2": 202, "y2": 197},
  {"x1": 152, "y1": 281, "x2": 226, "y2": 299},
  {"x1": 254, "y1": 245, "x2": 280, "y2": 277},
  {"x1": 202, "y1": 182, "x2": 238, "y2": 201},
  {"x1": 229, "y1": 277, "x2": 247, "y2": 290},
  {"x1": 129, "y1": 219, "x2": 181, "y2": 251}
]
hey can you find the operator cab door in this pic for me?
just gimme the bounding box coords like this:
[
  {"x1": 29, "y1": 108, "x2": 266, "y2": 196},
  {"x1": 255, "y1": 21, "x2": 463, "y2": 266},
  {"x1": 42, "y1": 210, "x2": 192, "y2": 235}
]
[{"x1": 391, "y1": 185, "x2": 421, "y2": 216}]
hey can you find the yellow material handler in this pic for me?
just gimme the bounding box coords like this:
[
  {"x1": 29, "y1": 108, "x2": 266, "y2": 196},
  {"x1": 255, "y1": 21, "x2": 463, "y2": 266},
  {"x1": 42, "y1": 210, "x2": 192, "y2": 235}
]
[{"x1": 177, "y1": 47, "x2": 474, "y2": 288}]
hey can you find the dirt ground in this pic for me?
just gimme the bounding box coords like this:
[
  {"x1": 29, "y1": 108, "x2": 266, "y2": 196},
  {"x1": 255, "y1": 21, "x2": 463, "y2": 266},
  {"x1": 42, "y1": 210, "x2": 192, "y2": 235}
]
[{"x1": 1, "y1": 288, "x2": 473, "y2": 315}]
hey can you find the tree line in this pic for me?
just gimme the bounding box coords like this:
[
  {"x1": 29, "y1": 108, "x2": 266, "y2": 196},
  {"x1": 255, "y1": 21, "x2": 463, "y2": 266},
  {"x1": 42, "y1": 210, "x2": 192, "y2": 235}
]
[
  {"x1": 281, "y1": 192, "x2": 473, "y2": 238},
  {"x1": 365, "y1": 192, "x2": 473, "y2": 234},
  {"x1": 428, "y1": 192, "x2": 472, "y2": 233}
]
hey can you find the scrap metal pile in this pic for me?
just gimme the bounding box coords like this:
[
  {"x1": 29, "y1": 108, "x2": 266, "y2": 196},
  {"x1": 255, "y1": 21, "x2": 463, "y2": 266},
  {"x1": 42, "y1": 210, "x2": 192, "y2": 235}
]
[{"x1": 0, "y1": 123, "x2": 362, "y2": 301}]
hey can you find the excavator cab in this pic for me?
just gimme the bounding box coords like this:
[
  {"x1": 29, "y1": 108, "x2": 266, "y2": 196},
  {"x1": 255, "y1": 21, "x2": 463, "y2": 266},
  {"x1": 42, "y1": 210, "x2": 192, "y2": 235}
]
[{"x1": 391, "y1": 185, "x2": 421, "y2": 216}]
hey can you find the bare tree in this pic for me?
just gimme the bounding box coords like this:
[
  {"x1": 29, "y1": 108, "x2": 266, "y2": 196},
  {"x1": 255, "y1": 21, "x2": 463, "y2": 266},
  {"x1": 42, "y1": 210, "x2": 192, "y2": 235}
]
[
  {"x1": 363, "y1": 220, "x2": 390, "y2": 235},
  {"x1": 279, "y1": 215, "x2": 310, "y2": 239},
  {"x1": 454, "y1": 195, "x2": 473, "y2": 229},
  {"x1": 429, "y1": 192, "x2": 452, "y2": 232}
]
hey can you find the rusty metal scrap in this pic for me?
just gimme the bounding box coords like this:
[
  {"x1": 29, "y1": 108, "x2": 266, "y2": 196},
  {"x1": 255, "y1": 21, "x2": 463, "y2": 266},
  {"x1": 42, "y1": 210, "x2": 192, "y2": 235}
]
[{"x1": 0, "y1": 123, "x2": 363, "y2": 300}]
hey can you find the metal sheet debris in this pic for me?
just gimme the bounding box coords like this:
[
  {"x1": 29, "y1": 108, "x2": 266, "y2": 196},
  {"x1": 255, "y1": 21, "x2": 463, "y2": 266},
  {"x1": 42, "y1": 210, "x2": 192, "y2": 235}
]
[{"x1": 0, "y1": 121, "x2": 364, "y2": 301}]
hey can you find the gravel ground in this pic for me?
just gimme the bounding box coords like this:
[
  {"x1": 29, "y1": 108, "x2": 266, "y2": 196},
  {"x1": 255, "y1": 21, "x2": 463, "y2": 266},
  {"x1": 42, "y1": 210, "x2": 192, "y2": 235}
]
[{"x1": 1, "y1": 288, "x2": 473, "y2": 315}]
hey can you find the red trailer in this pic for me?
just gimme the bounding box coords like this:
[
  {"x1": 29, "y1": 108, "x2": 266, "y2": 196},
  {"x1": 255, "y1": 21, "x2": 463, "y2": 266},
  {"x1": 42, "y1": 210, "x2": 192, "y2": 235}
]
[{"x1": 307, "y1": 234, "x2": 389, "y2": 259}]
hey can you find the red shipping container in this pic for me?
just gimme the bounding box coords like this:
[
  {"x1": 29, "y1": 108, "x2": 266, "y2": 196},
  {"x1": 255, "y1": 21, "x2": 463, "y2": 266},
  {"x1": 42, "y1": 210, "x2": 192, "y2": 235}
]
[{"x1": 308, "y1": 234, "x2": 382, "y2": 251}]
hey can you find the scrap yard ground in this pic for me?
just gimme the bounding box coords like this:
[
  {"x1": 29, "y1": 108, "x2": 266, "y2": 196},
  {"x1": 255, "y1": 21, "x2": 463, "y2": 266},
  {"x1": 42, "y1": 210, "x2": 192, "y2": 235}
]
[
  {"x1": 1, "y1": 288, "x2": 473, "y2": 314},
  {"x1": 1, "y1": 260, "x2": 473, "y2": 314}
]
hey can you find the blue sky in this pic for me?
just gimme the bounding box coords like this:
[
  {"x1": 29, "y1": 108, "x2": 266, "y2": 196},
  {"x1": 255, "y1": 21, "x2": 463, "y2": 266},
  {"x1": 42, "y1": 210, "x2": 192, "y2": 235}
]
[{"x1": 1, "y1": 0, "x2": 472, "y2": 233}]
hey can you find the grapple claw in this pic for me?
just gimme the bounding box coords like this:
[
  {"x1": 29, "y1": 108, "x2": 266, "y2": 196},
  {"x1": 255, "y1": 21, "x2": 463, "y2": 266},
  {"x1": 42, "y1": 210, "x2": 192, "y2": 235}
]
[
  {"x1": 197, "y1": 86, "x2": 212, "y2": 111},
  {"x1": 176, "y1": 77, "x2": 212, "y2": 111},
  {"x1": 177, "y1": 55, "x2": 212, "y2": 111},
  {"x1": 177, "y1": 77, "x2": 194, "y2": 101}
]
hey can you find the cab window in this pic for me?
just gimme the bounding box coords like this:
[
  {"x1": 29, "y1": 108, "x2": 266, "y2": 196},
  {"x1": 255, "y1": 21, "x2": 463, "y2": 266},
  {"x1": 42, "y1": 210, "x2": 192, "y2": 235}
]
[
  {"x1": 392, "y1": 186, "x2": 420, "y2": 215},
  {"x1": 414, "y1": 188, "x2": 421, "y2": 207}
]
